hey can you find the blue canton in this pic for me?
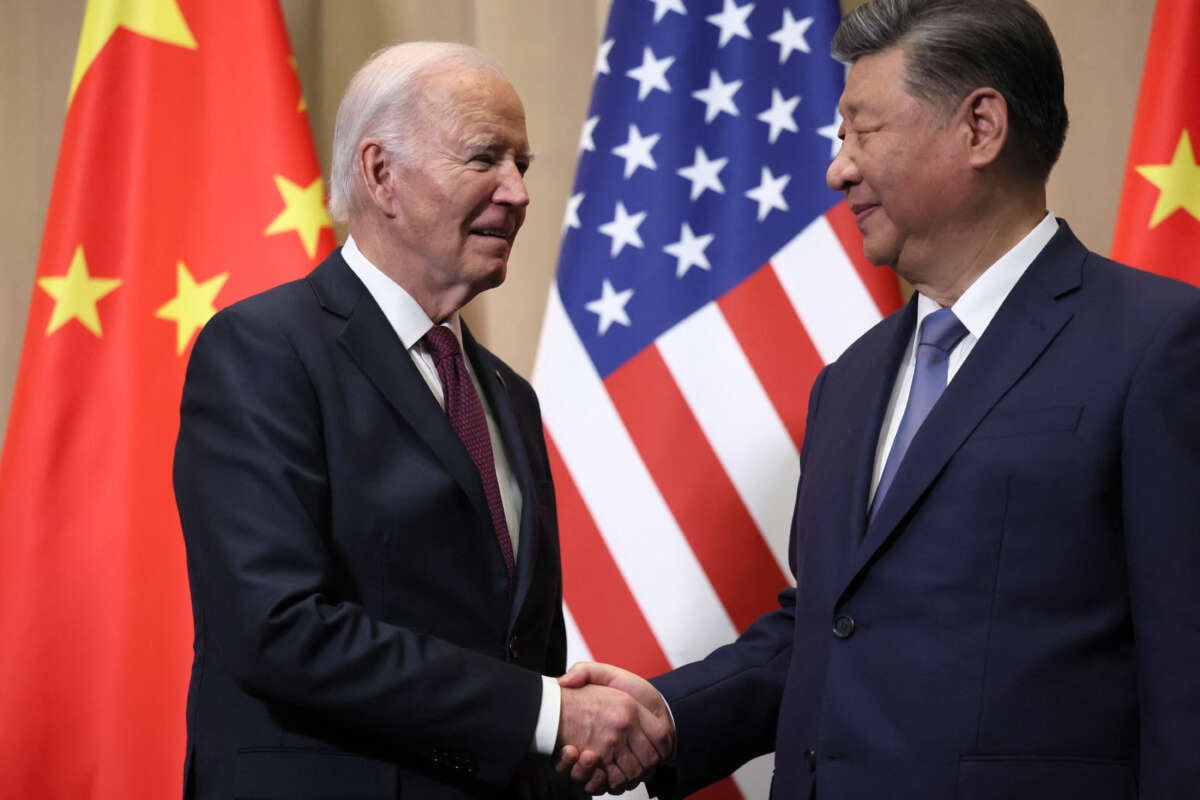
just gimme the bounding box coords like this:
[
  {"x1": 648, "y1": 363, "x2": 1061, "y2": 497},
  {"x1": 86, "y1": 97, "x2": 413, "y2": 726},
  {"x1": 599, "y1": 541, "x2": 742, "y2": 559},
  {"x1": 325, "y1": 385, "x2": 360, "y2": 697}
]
[{"x1": 555, "y1": 0, "x2": 847, "y2": 378}]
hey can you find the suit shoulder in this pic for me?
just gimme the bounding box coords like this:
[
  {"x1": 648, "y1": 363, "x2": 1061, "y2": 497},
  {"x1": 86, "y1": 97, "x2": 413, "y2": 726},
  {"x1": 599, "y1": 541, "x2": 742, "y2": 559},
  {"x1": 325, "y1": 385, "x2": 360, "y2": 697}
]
[
  {"x1": 1076, "y1": 252, "x2": 1200, "y2": 351},
  {"x1": 1083, "y1": 251, "x2": 1200, "y2": 308},
  {"x1": 210, "y1": 277, "x2": 316, "y2": 327},
  {"x1": 203, "y1": 249, "x2": 351, "y2": 335},
  {"x1": 188, "y1": 277, "x2": 322, "y2": 369}
]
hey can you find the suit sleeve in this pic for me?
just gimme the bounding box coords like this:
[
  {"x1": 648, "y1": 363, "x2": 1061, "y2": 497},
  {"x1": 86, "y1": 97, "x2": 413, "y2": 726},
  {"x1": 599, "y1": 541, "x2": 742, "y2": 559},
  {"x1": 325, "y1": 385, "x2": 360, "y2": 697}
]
[
  {"x1": 647, "y1": 367, "x2": 831, "y2": 798},
  {"x1": 514, "y1": 374, "x2": 571, "y2": 681},
  {"x1": 1120, "y1": 295, "x2": 1200, "y2": 796},
  {"x1": 648, "y1": 588, "x2": 794, "y2": 797},
  {"x1": 173, "y1": 304, "x2": 541, "y2": 787}
]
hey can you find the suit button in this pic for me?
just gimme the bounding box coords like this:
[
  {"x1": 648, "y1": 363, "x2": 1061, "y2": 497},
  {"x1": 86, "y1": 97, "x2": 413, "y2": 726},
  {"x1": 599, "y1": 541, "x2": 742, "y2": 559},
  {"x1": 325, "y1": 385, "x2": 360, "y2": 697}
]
[
  {"x1": 833, "y1": 614, "x2": 856, "y2": 639},
  {"x1": 804, "y1": 747, "x2": 816, "y2": 772},
  {"x1": 507, "y1": 635, "x2": 519, "y2": 661}
]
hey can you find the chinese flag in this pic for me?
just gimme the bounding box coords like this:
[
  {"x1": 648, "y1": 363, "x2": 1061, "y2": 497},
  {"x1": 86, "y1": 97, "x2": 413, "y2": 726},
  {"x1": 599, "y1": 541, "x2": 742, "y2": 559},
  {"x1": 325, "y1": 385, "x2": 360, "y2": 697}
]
[
  {"x1": 1111, "y1": 0, "x2": 1200, "y2": 285},
  {"x1": 0, "y1": 1, "x2": 334, "y2": 797}
]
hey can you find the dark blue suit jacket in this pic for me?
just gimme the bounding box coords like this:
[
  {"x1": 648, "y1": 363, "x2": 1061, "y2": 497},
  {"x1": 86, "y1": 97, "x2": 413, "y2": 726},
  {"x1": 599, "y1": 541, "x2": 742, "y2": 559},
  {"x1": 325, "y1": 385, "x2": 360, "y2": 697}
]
[
  {"x1": 651, "y1": 223, "x2": 1200, "y2": 799},
  {"x1": 174, "y1": 250, "x2": 570, "y2": 799}
]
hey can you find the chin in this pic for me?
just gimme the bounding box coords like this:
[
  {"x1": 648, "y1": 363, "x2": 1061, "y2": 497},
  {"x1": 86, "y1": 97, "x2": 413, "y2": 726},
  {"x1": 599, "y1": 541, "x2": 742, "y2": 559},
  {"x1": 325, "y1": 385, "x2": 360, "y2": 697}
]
[
  {"x1": 492, "y1": 260, "x2": 508, "y2": 286},
  {"x1": 475, "y1": 261, "x2": 507, "y2": 292},
  {"x1": 861, "y1": 242, "x2": 896, "y2": 268}
]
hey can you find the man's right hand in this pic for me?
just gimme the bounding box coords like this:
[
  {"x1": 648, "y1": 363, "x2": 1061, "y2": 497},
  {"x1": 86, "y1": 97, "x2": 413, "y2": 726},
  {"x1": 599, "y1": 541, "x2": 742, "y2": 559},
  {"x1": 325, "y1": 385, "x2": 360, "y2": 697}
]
[{"x1": 555, "y1": 662, "x2": 676, "y2": 795}]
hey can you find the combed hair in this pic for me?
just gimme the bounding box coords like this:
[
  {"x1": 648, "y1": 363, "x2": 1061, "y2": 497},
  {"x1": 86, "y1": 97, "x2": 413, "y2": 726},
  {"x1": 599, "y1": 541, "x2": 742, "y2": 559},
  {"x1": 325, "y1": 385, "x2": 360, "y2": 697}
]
[
  {"x1": 832, "y1": 0, "x2": 1068, "y2": 180},
  {"x1": 327, "y1": 41, "x2": 506, "y2": 222}
]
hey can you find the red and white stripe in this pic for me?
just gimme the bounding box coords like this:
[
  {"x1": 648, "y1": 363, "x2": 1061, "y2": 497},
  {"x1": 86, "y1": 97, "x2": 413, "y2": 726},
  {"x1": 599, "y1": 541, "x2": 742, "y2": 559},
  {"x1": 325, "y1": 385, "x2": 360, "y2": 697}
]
[{"x1": 533, "y1": 202, "x2": 900, "y2": 800}]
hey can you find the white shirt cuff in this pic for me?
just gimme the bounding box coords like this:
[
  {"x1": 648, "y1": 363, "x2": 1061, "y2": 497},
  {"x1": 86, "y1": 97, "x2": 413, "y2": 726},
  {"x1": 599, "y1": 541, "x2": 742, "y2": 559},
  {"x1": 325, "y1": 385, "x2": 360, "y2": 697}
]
[{"x1": 531, "y1": 674, "x2": 562, "y2": 755}]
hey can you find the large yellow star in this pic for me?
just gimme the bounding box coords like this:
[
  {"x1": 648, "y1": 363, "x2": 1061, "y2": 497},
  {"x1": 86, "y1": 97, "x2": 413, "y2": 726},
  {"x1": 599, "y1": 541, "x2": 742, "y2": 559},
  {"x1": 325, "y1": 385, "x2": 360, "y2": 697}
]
[
  {"x1": 155, "y1": 261, "x2": 229, "y2": 355},
  {"x1": 264, "y1": 175, "x2": 333, "y2": 259},
  {"x1": 69, "y1": 0, "x2": 197, "y2": 105},
  {"x1": 37, "y1": 246, "x2": 122, "y2": 337},
  {"x1": 1135, "y1": 129, "x2": 1200, "y2": 228}
]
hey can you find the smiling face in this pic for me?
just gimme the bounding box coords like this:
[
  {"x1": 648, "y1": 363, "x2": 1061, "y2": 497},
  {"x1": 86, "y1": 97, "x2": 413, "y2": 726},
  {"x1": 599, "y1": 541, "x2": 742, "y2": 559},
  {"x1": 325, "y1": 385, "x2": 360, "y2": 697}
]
[
  {"x1": 826, "y1": 47, "x2": 973, "y2": 283},
  {"x1": 380, "y1": 66, "x2": 532, "y2": 313}
]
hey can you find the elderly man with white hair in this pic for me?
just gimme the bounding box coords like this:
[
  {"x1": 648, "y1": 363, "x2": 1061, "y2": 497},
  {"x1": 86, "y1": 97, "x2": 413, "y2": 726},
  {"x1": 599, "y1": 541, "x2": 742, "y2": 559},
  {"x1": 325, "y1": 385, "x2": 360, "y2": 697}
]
[{"x1": 173, "y1": 41, "x2": 671, "y2": 800}]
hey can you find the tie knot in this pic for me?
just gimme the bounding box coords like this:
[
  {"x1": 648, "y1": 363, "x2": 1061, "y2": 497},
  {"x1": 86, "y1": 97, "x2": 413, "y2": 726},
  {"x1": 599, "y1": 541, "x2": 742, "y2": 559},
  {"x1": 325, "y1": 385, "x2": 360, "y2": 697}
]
[
  {"x1": 919, "y1": 308, "x2": 968, "y2": 355},
  {"x1": 424, "y1": 324, "x2": 461, "y2": 362}
]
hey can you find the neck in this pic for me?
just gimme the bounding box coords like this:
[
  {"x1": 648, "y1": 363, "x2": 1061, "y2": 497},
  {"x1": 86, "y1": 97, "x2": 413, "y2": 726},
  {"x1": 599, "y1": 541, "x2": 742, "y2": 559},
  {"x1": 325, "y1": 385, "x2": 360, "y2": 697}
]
[
  {"x1": 348, "y1": 220, "x2": 474, "y2": 324},
  {"x1": 904, "y1": 182, "x2": 1046, "y2": 307}
]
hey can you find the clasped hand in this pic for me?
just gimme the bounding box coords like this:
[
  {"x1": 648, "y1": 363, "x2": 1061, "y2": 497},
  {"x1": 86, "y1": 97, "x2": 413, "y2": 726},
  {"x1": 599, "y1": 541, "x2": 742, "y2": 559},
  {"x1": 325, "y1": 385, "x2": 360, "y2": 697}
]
[{"x1": 555, "y1": 662, "x2": 676, "y2": 795}]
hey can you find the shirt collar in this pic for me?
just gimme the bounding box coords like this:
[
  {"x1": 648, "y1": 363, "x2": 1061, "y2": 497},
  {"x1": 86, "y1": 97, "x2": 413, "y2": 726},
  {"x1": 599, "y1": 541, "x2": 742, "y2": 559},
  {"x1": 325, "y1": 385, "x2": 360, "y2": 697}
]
[
  {"x1": 916, "y1": 212, "x2": 1059, "y2": 336},
  {"x1": 341, "y1": 234, "x2": 462, "y2": 350}
]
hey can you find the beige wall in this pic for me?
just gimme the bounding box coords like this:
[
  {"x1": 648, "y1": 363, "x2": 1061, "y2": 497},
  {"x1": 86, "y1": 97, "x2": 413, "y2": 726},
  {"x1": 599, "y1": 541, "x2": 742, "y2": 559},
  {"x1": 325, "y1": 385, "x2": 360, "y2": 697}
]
[{"x1": 0, "y1": 0, "x2": 1155, "y2": 447}]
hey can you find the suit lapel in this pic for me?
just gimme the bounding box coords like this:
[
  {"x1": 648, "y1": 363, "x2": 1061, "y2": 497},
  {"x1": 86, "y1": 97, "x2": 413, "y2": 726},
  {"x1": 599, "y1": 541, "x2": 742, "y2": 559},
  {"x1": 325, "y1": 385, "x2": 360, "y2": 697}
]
[
  {"x1": 848, "y1": 225, "x2": 1086, "y2": 586},
  {"x1": 463, "y1": 326, "x2": 539, "y2": 621},
  {"x1": 307, "y1": 252, "x2": 492, "y2": 528},
  {"x1": 844, "y1": 300, "x2": 919, "y2": 540},
  {"x1": 803, "y1": 302, "x2": 916, "y2": 600}
]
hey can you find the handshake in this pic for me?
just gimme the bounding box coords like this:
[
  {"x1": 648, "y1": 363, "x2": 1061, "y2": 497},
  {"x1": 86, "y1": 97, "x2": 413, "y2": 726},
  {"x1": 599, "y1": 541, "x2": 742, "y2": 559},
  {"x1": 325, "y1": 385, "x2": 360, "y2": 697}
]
[{"x1": 555, "y1": 662, "x2": 676, "y2": 795}]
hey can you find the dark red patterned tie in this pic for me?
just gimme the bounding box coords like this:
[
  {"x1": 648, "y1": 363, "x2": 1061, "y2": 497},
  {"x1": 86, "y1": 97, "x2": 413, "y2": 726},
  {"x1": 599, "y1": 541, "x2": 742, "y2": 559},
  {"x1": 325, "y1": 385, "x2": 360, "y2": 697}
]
[{"x1": 424, "y1": 325, "x2": 515, "y2": 580}]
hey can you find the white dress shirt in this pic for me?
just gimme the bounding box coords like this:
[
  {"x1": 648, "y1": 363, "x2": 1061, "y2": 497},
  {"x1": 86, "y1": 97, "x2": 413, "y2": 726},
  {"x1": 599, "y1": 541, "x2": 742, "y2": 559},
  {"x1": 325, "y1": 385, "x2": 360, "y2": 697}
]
[
  {"x1": 868, "y1": 213, "x2": 1060, "y2": 505},
  {"x1": 341, "y1": 235, "x2": 560, "y2": 755}
]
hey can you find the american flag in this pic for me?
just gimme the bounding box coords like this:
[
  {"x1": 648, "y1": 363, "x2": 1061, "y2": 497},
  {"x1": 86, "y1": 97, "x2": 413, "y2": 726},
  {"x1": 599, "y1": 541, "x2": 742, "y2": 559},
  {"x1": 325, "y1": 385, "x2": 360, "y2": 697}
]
[{"x1": 531, "y1": 1, "x2": 901, "y2": 797}]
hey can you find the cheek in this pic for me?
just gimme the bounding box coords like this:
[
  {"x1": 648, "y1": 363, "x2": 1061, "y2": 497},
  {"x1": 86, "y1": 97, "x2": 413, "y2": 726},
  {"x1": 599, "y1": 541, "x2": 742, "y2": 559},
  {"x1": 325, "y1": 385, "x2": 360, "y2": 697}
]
[{"x1": 463, "y1": 189, "x2": 497, "y2": 221}]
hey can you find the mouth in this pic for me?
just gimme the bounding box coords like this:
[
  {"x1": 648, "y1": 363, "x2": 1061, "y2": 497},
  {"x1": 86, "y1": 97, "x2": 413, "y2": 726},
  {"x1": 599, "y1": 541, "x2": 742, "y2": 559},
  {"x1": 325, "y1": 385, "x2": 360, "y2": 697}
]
[
  {"x1": 468, "y1": 221, "x2": 517, "y2": 244},
  {"x1": 849, "y1": 202, "x2": 879, "y2": 226},
  {"x1": 470, "y1": 228, "x2": 512, "y2": 239}
]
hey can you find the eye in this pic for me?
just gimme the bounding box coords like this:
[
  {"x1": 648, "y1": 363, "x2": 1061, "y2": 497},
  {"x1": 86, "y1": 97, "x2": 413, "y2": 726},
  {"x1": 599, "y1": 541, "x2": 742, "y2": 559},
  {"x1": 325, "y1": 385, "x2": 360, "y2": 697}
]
[
  {"x1": 516, "y1": 159, "x2": 530, "y2": 176},
  {"x1": 470, "y1": 154, "x2": 496, "y2": 167},
  {"x1": 842, "y1": 126, "x2": 870, "y2": 147}
]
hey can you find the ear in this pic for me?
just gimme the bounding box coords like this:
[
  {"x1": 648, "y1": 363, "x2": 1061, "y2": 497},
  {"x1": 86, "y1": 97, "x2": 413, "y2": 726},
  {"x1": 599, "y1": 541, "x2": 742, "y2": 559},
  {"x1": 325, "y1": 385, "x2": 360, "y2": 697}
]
[
  {"x1": 960, "y1": 87, "x2": 1008, "y2": 168},
  {"x1": 357, "y1": 139, "x2": 400, "y2": 218}
]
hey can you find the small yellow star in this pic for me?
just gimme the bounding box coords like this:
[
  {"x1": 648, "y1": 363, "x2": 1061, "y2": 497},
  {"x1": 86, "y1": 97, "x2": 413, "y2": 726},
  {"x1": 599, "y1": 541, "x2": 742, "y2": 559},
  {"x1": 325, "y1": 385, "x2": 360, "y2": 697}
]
[
  {"x1": 155, "y1": 261, "x2": 229, "y2": 355},
  {"x1": 69, "y1": 0, "x2": 197, "y2": 105},
  {"x1": 37, "y1": 246, "x2": 122, "y2": 337},
  {"x1": 288, "y1": 55, "x2": 307, "y2": 113},
  {"x1": 264, "y1": 175, "x2": 333, "y2": 259},
  {"x1": 1135, "y1": 129, "x2": 1200, "y2": 228}
]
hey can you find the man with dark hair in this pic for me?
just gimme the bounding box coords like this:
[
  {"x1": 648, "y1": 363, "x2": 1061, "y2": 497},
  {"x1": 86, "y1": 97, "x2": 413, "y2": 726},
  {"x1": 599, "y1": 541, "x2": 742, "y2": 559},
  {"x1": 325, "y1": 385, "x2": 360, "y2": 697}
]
[
  {"x1": 830, "y1": 0, "x2": 1069, "y2": 180},
  {"x1": 558, "y1": 1, "x2": 1200, "y2": 797}
]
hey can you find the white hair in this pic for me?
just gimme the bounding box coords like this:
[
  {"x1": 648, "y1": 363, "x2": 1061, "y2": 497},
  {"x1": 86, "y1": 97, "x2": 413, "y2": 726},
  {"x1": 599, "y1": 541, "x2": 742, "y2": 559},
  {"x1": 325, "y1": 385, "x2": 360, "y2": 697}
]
[{"x1": 327, "y1": 41, "x2": 507, "y2": 222}]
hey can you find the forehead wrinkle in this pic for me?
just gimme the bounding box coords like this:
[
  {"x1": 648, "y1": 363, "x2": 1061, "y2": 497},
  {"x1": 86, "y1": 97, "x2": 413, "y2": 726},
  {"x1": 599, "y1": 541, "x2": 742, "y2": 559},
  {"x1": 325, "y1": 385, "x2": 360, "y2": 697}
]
[{"x1": 414, "y1": 70, "x2": 501, "y2": 130}]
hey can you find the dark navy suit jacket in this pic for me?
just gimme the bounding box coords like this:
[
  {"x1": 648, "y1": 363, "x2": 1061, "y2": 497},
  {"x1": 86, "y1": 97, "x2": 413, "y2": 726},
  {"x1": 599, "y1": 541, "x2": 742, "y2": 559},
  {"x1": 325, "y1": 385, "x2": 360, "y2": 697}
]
[
  {"x1": 174, "y1": 249, "x2": 570, "y2": 799},
  {"x1": 651, "y1": 223, "x2": 1200, "y2": 799}
]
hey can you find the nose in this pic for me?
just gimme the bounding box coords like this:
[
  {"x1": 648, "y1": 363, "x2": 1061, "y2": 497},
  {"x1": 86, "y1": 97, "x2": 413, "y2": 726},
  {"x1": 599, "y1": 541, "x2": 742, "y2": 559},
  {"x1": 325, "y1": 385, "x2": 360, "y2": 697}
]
[
  {"x1": 494, "y1": 161, "x2": 530, "y2": 208},
  {"x1": 826, "y1": 145, "x2": 859, "y2": 193}
]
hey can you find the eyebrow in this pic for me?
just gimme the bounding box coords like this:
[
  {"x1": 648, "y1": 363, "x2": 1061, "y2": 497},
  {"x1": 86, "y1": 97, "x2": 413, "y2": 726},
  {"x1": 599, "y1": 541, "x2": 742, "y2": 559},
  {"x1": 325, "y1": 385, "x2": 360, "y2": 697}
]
[{"x1": 466, "y1": 138, "x2": 535, "y2": 160}]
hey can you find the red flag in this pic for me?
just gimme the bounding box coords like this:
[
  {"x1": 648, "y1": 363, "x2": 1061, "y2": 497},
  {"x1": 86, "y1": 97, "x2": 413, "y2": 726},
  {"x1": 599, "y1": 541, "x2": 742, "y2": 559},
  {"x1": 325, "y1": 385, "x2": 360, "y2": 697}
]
[
  {"x1": 0, "y1": 1, "x2": 334, "y2": 796},
  {"x1": 1111, "y1": 0, "x2": 1200, "y2": 284}
]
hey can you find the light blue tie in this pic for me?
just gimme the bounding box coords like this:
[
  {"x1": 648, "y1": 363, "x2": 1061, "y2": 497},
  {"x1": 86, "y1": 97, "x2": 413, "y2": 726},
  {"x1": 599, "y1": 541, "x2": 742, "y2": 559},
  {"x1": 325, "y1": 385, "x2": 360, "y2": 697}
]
[{"x1": 870, "y1": 308, "x2": 968, "y2": 519}]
